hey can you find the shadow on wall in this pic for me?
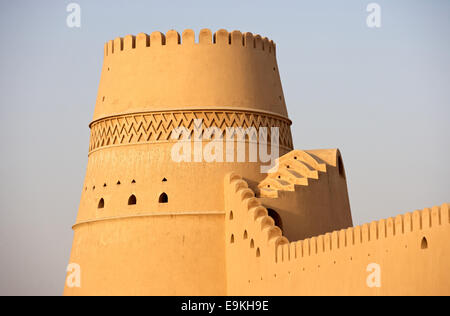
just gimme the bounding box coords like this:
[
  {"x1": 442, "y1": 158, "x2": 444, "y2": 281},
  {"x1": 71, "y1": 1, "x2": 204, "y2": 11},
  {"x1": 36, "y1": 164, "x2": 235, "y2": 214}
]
[{"x1": 267, "y1": 208, "x2": 283, "y2": 231}]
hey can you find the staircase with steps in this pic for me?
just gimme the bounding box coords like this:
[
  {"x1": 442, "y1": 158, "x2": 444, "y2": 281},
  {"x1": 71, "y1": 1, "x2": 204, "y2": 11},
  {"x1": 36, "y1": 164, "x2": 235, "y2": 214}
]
[{"x1": 258, "y1": 150, "x2": 329, "y2": 198}]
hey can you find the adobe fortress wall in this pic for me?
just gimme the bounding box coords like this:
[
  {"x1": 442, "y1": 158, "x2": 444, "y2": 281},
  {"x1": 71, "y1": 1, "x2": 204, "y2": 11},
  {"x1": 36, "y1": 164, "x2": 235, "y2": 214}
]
[{"x1": 225, "y1": 172, "x2": 450, "y2": 295}]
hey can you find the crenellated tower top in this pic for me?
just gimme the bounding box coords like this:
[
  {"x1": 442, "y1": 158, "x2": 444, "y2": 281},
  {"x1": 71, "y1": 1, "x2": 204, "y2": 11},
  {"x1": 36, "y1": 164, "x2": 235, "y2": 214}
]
[
  {"x1": 104, "y1": 29, "x2": 277, "y2": 57},
  {"x1": 93, "y1": 29, "x2": 288, "y2": 122}
]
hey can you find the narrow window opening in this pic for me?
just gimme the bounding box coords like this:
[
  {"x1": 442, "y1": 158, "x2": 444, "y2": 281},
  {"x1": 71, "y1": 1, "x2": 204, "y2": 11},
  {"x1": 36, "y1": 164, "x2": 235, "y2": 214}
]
[
  {"x1": 250, "y1": 239, "x2": 255, "y2": 248},
  {"x1": 159, "y1": 193, "x2": 168, "y2": 204},
  {"x1": 117, "y1": 181, "x2": 121, "y2": 185},
  {"x1": 229, "y1": 211, "x2": 234, "y2": 220},
  {"x1": 256, "y1": 248, "x2": 261, "y2": 257},
  {"x1": 230, "y1": 234, "x2": 235, "y2": 244},
  {"x1": 162, "y1": 178, "x2": 167, "y2": 182},
  {"x1": 267, "y1": 208, "x2": 283, "y2": 231},
  {"x1": 128, "y1": 194, "x2": 137, "y2": 205},
  {"x1": 131, "y1": 179, "x2": 136, "y2": 184},
  {"x1": 243, "y1": 230, "x2": 248, "y2": 240},
  {"x1": 103, "y1": 183, "x2": 107, "y2": 187},
  {"x1": 421, "y1": 237, "x2": 428, "y2": 250},
  {"x1": 98, "y1": 198, "x2": 105, "y2": 209}
]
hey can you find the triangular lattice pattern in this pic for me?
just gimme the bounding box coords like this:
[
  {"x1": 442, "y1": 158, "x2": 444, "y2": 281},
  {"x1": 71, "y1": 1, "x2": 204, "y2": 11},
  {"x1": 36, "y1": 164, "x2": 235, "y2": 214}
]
[{"x1": 89, "y1": 110, "x2": 293, "y2": 152}]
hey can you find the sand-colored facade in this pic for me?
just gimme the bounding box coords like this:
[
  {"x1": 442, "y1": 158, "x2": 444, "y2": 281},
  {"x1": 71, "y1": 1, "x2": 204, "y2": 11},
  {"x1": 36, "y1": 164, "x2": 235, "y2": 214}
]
[{"x1": 64, "y1": 29, "x2": 450, "y2": 296}]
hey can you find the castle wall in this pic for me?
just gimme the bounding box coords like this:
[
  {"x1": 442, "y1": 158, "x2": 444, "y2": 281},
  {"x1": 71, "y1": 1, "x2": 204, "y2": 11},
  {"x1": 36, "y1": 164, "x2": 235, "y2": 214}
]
[
  {"x1": 66, "y1": 140, "x2": 288, "y2": 295},
  {"x1": 76, "y1": 143, "x2": 292, "y2": 222},
  {"x1": 225, "y1": 173, "x2": 450, "y2": 295},
  {"x1": 64, "y1": 214, "x2": 226, "y2": 296}
]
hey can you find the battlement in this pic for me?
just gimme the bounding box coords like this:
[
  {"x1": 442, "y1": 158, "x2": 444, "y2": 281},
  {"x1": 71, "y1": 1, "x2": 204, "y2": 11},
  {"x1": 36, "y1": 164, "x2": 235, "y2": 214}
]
[
  {"x1": 225, "y1": 168, "x2": 449, "y2": 263},
  {"x1": 224, "y1": 171, "x2": 450, "y2": 295},
  {"x1": 104, "y1": 29, "x2": 276, "y2": 57},
  {"x1": 277, "y1": 203, "x2": 450, "y2": 263},
  {"x1": 94, "y1": 27, "x2": 287, "y2": 121},
  {"x1": 224, "y1": 172, "x2": 289, "y2": 268}
]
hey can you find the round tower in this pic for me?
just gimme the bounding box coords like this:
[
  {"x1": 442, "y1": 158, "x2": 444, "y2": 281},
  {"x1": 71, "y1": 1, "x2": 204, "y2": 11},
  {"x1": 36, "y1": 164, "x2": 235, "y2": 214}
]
[{"x1": 64, "y1": 29, "x2": 293, "y2": 295}]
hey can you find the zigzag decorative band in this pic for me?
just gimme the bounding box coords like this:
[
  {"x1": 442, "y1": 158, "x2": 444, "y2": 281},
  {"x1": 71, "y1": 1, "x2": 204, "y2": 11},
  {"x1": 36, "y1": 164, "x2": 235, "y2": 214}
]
[{"x1": 89, "y1": 110, "x2": 293, "y2": 153}]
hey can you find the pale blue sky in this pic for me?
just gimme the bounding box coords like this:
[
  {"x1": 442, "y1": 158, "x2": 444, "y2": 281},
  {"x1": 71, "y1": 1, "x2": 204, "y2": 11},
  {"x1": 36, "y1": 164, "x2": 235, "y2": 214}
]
[{"x1": 0, "y1": 0, "x2": 449, "y2": 295}]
